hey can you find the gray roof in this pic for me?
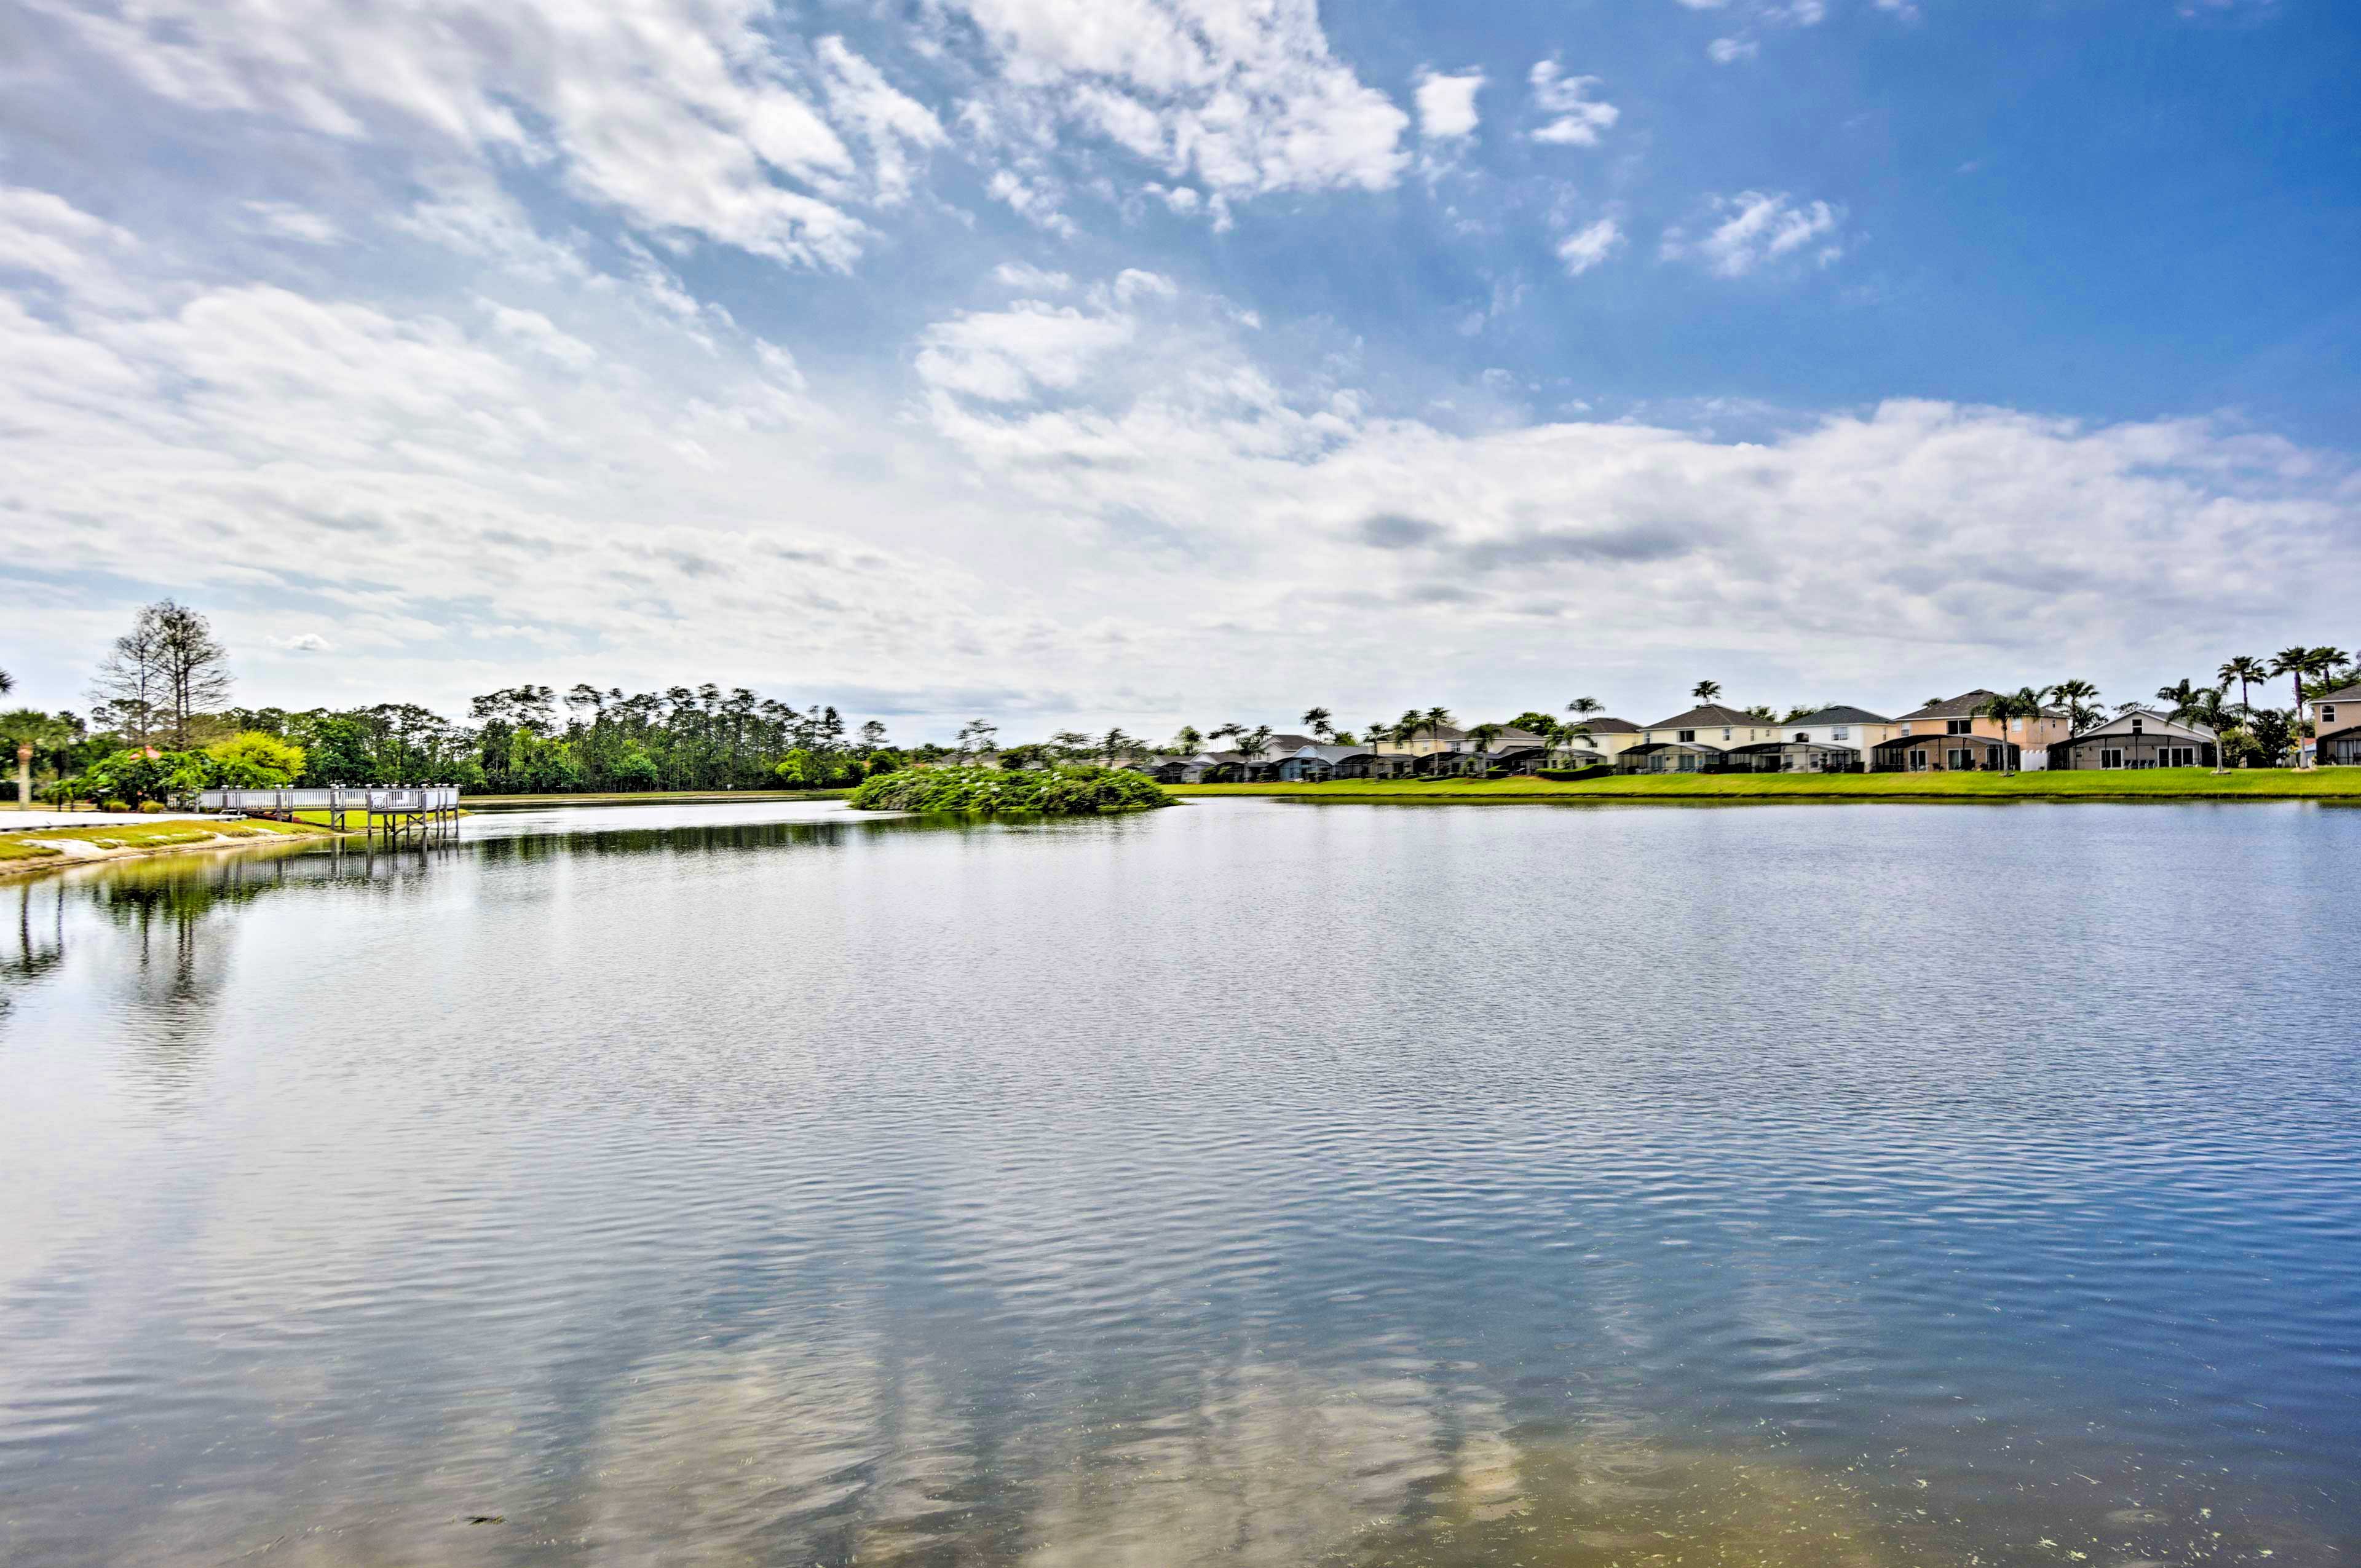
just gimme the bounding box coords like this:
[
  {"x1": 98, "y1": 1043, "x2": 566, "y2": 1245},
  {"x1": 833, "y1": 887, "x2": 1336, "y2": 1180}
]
[
  {"x1": 1789, "y1": 705, "x2": 1892, "y2": 726},
  {"x1": 1573, "y1": 715, "x2": 1640, "y2": 734},
  {"x1": 2060, "y1": 709, "x2": 2217, "y2": 743},
  {"x1": 2312, "y1": 682, "x2": 2361, "y2": 705},
  {"x1": 1896, "y1": 690, "x2": 2000, "y2": 719},
  {"x1": 1647, "y1": 704, "x2": 1770, "y2": 730}
]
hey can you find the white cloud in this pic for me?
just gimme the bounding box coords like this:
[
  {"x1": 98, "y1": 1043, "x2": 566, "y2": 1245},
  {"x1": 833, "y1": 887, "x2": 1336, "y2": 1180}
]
[
  {"x1": 274, "y1": 632, "x2": 332, "y2": 653},
  {"x1": 242, "y1": 201, "x2": 344, "y2": 245},
  {"x1": 813, "y1": 36, "x2": 947, "y2": 207},
  {"x1": 1663, "y1": 191, "x2": 1845, "y2": 277},
  {"x1": 1556, "y1": 218, "x2": 1625, "y2": 277},
  {"x1": 915, "y1": 300, "x2": 1139, "y2": 403},
  {"x1": 949, "y1": 0, "x2": 1412, "y2": 196},
  {"x1": 37, "y1": 0, "x2": 892, "y2": 268},
  {"x1": 1527, "y1": 61, "x2": 1620, "y2": 148},
  {"x1": 1414, "y1": 69, "x2": 1485, "y2": 141},
  {"x1": 1707, "y1": 37, "x2": 1760, "y2": 63},
  {"x1": 992, "y1": 262, "x2": 1075, "y2": 293}
]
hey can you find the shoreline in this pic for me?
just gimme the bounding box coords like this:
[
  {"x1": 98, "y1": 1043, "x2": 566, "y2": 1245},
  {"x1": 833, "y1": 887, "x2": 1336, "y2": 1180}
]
[
  {"x1": 461, "y1": 788, "x2": 852, "y2": 811},
  {"x1": 0, "y1": 817, "x2": 355, "y2": 881},
  {"x1": 1169, "y1": 772, "x2": 2361, "y2": 805}
]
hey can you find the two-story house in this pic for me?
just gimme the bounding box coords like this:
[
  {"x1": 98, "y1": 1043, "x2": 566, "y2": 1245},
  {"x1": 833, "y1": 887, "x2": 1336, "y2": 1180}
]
[
  {"x1": 1894, "y1": 690, "x2": 2072, "y2": 770},
  {"x1": 2308, "y1": 683, "x2": 2361, "y2": 766},
  {"x1": 1620, "y1": 704, "x2": 1786, "y2": 773}
]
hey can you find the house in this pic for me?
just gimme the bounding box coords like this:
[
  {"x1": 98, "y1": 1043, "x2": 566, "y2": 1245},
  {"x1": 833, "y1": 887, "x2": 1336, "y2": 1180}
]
[
  {"x1": 1146, "y1": 751, "x2": 1248, "y2": 783},
  {"x1": 1639, "y1": 704, "x2": 1787, "y2": 752},
  {"x1": 1776, "y1": 706, "x2": 1897, "y2": 767},
  {"x1": 2046, "y1": 710, "x2": 2218, "y2": 770},
  {"x1": 2307, "y1": 683, "x2": 2361, "y2": 766},
  {"x1": 1894, "y1": 690, "x2": 2071, "y2": 768},
  {"x1": 1870, "y1": 732, "x2": 2018, "y2": 772},
  {"x1": 1726, "y1": 740, "x2": 1864, "y2": 773},
  {"x1": 1564, "y1": 716, "x2": 1643, "y2": 762},
  {"x1": 1335, "y1": 749, "x2": 1418, "y2": 779},
  {"x1": 1412, "y1": 749, "x2": 1492, "y2": 778},
  {"x1": 1256, "y1": 744, "x2": 1376, "y2": 782},
  {"x1": 1616, "y1": 741, "x2": 1728, "y2": 774}
]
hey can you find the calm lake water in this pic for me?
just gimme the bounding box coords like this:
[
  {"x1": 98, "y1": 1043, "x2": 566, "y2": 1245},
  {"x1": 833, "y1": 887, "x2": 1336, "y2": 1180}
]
[{"x1": 3, "y1": 797, "x2": 2357, "y2": 1566}]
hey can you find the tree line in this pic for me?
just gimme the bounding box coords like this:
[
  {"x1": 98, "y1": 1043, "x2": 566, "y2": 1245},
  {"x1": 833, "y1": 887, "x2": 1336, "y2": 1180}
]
[
  {"x1": 2, "y1": 601, "x2": 923, "y2": 806},
  {"x1": 4, "y1": 602, "x2": 2351, "y2": 807}
]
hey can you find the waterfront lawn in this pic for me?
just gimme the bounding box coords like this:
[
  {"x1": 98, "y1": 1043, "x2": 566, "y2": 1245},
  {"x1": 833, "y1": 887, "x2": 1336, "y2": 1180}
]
[
  {"x1": 1171, "y1": 770, "x2": 2361, "y2": 802},
  {"x1": 8, "y1": 818, "x2": 331, "y2": 851}
]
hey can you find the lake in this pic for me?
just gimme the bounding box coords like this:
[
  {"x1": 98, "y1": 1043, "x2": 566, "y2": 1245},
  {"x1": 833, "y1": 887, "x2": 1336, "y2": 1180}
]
[{"x1": 3, "y1": 797, "x2": 2357, "y2": 1566}]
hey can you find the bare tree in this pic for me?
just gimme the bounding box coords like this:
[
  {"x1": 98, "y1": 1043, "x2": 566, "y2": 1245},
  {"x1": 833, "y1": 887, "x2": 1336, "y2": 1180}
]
[
  {"x1": 92, "y1": 605, "x2": 170, "y2": 746},
  {"x1": 144, "y1": 600, "x2": 233, "y2": 747}
]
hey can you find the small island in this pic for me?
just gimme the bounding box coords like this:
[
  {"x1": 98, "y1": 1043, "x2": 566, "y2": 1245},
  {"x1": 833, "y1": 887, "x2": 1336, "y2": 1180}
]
[{"x1": 848, "y1": 765, "x2": 1174, "y2": 816}]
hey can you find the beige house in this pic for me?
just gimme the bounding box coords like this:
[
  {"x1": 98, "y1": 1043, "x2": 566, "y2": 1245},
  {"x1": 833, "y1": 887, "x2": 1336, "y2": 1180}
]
[
  {"x1": 1639, "y1": 704, "x2": 1786, "y2": 751},
  {"x1": 1894, "y1": 690, "x2": 2071, "y2": 769},
  {"x1": 2308, "y1": 682, "x2": 2361, "y2": 766},
  {"x1": 1564, "y1": 716, "x2": 1643, "y2": 762}
]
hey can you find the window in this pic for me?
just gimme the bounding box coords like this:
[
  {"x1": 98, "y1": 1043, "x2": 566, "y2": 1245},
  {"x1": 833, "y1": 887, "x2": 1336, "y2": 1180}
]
[
  {"x1": 2011, "y1": 718, "x2": 2023, "y2": 732},
  {"x1": 1948, "y1": 747, "x2": 1973, "y2": 770},
  {"x1": 1947, "y1": 719, "x2": 1972, "y2": 736},
  {"x1": 2100, "y1": 747, "x2": 2123, "y2": 769},
  {"x1": 2130, "y1": 717, "x2": 2143, "y2": 735},
  {"x1": 1909, "y1": 748, "x2": 1929, "y2": 772},
  {"x1": 1795, "y1": 731, "x2": 1809, "y2": 744},
  {"x1": 1833, "y1": 726, "x2": 1849, "y2": 741},
  {"x1": 2323, "y1": 704, "x2": 2338, "y2": 725},
  {"x1": 1677, "y1": 729, "x2": 1695, "y2": 743}
]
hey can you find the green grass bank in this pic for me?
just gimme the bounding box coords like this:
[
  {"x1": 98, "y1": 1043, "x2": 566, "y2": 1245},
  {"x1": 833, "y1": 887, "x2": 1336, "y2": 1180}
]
[{"x1": 1170, "y1": 771, "x2": 2361, "y2": 804}]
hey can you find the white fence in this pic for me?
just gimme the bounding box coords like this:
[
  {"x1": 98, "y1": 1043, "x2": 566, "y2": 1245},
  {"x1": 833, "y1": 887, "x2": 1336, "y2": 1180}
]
[{"x1": 198, "y1": 786, "x2": 461, "y2": 813}]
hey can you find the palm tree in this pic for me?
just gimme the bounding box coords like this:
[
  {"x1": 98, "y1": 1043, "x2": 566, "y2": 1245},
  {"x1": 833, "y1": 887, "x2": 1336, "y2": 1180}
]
[
  {"x1": 2218, "y1": 655, "x2": 2268, "y2": 719},
  {"x1": 1566, "y1": 696, "x2": 1603, "y2": 720},
  {"x1": 2308, "y1": 646, "x2": 2352, "y2": 696},
  {"x1": 2154, "y1": 678, "x2": 2202, "y2": 715},
  {"x1": 0, "y1": 669, "x2": 12, "y2": 695},
  {"x1": 1173, "y1": 724, "x2": 1203, "y2": 755},
  {"x1": 1, "y1": 709, "x2": 68, "y2": 811},
  {"x1": 1301, "y1": 706, "x2": 1334, "y2": 743},
  {"x1": 1975, "y1": 690, "x2": 2033, "y2": 774},
  {"x1": 1365, "y1": 719, "x2": 1391, "y2": 756},
  {"x1": 2045, "y1": 679, "x2": 2103, "y2": 733},
  {"x1": 1236, "y1": 725, "x2": 1274, "y2": 774},
  {"x1": 1099, "y1": 727, "x2": 1133, "y2": 765},
  {"x1": 1466, "y1": 722, "x2": 1503, "y2": 773},
  {"x1": 1421, "y1": 706, "x2": 1453, "y2": 749},
  {"x1": 1691, "y1": 680, "x2": 1722, "y2": 704},
  {"x1": 2271, "y1": 646, "x2": 2314, "y2": 723},
  {"x1": 2177, "y1": 686, "x2": 2237, "y2": 773}
]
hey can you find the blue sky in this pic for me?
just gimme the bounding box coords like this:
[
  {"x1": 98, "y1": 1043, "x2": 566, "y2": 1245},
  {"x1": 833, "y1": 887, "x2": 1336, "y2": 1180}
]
[{"x1": 2, "y1": 0, "x2": 2355, "y2": 737}]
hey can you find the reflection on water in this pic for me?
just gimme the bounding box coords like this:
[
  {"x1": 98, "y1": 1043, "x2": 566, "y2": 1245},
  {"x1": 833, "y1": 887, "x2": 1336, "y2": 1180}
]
[{"x1": 2, "y1": 798, "x2": 2357, "y2": 1566}]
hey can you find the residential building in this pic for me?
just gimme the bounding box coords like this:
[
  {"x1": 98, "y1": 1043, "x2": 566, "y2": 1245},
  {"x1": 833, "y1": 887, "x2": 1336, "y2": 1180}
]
[
  {"x1": 1781, "y1": 706, "x2": 1899, "y2": 758},
  {"x1": 1894, "y1": 690, "x2": 2071, "y2": 768},
  {"x1": 2046, "y1": 709, "x2": 2218, "y2": 770},
  {"x1": 1616, "y1": 704, "x2": 1784, "y2": 773},
  {"x1": 1640, "y1": 704, "x2": 1787, "y2": 751},
  {"x1": 1559, "y1": 715, "x2": 1642, "y2": 763},
  {"x1": 1870, "y1": 732, "x2": 2018, "y2": 773},
  {"x1": 2308, "y1": 683, "x2": 2361, "y2": 767}
]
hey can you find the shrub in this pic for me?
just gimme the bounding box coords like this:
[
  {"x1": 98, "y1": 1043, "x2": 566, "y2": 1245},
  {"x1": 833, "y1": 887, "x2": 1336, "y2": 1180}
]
[{"x1": 848, "y1": 765, "x2": 1173, "y2": 816}]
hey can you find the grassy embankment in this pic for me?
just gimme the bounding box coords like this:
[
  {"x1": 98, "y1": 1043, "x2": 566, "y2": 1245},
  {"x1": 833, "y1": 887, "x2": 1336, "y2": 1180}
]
[
  {"x1": 1171, "y1": 771, "x2": 2361, "y2": 803},
  {"x1": 0, "y1": 816, "x2": 334, "y2": 866}
]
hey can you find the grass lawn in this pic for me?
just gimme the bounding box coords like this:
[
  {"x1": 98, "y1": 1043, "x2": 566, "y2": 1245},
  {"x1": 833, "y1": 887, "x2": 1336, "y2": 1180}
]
[
  {"x1": 0, "y1": 817, "x2": 332, "y2": 860},
  {"x1": 1170, "y1": 770, "x2": 2361, "y2": 803}
]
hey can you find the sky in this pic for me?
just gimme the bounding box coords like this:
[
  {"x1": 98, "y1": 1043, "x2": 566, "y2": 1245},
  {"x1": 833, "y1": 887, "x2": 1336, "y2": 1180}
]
[{"x1": 3, "y1": 0, "x2": 2357, "y2": 740}]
